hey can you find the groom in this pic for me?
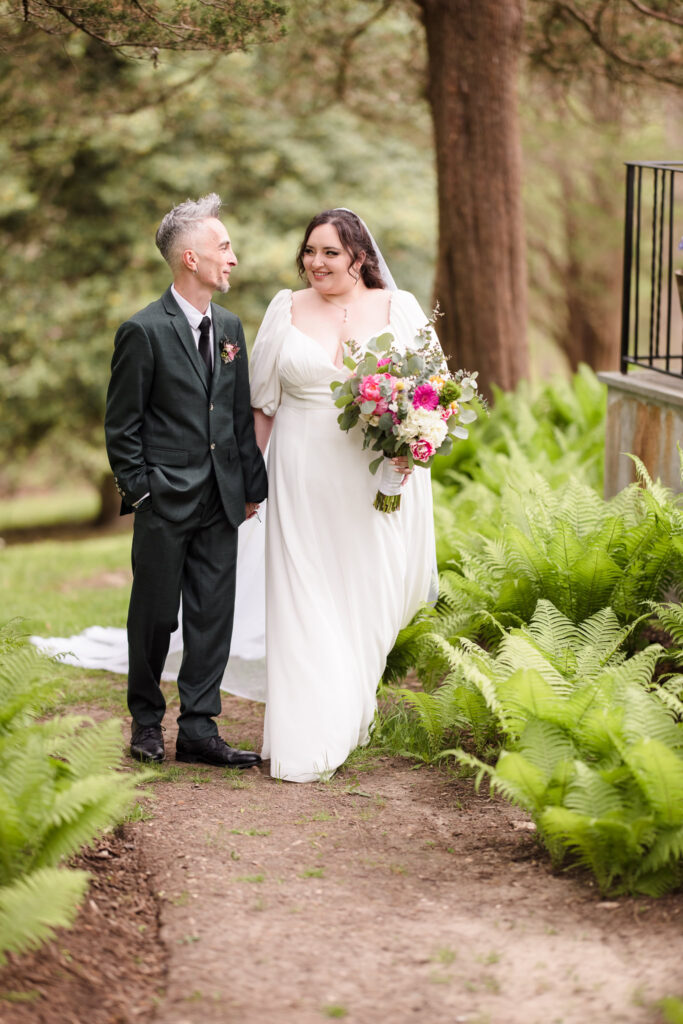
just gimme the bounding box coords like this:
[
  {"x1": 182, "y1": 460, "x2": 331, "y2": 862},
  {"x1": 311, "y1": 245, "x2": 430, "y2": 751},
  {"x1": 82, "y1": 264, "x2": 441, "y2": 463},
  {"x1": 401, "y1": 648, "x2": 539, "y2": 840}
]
[{"x1": 105, "y1": 194, "x2": 267, "y2": 767}]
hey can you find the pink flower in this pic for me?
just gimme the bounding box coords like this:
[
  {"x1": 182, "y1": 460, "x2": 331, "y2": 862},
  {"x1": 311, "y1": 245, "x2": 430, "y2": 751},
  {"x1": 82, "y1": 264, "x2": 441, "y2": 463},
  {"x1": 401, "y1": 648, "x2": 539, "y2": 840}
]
[
  {"x1": 410, "y1": 439, "x2": 435, "y2": 462},
  {"x1": 358, "y1": 374, "x2": 384, "y2": 403},
  {"x1": 220, "y1": 338, "x2": 240, "y2": 363},
  {"x1": 377, "y1": 357, "x2": 392, "y2": 370},
  {"x1": 412, "y1": 383, "x2": 439, "y2": 410}
]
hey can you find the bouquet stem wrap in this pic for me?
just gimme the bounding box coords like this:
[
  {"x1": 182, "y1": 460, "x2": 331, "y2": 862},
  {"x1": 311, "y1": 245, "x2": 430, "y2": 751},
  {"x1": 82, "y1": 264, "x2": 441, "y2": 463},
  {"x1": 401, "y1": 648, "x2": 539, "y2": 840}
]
[{"x1": 374, "y1": 457, "x2": 404, "y2": 513}]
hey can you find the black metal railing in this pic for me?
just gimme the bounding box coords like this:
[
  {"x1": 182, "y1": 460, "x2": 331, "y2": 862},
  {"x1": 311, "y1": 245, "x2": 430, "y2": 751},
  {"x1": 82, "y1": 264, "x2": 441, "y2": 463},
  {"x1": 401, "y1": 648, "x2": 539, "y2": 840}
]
[{"x1": 620, "y1": 161, "x2": 683, "y2": 378}]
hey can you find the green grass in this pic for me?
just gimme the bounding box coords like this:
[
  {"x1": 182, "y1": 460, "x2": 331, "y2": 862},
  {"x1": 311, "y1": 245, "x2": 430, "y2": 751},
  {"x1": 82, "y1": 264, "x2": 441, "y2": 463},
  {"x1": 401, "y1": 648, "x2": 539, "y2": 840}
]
[
  {"x1": 0, "y1": 531, "x2": 133, "y2": 712},
  {"x1": 0, "y1": 486, "x2": 99, "y2": 530},
  {"x1": 0, "y1": 533, "x2": 131, "y2": 636},
  {"x1": 658, "y1": 996, "x2": 683, "y2": 1024}
]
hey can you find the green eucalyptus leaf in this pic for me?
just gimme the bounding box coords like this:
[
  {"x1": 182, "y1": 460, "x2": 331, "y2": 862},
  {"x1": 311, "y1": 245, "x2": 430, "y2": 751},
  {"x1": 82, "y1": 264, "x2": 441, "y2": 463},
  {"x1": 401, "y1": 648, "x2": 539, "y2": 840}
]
[{"x1": 374, "y1": 332, "x2": 394, "y2": 353}]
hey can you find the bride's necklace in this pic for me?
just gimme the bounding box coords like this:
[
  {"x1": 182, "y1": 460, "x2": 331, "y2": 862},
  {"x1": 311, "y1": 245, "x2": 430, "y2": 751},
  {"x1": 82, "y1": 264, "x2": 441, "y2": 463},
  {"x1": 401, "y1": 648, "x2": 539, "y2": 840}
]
[{"x1": 319, "y1": 290, "x2": 357, "y2": 324}]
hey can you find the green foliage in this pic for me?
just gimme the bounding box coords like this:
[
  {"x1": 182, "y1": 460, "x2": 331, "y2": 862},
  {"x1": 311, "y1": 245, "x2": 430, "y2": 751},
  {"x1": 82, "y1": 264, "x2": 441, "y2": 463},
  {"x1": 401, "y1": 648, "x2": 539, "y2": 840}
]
[
  {"x1": 432, "y1": 364, "x2": 606, "y2": 492},
  {"x1": 382, "y1": 372, "x2": 683, "y2": 895},
  {"x1": 0, "y1": 623, "x2": 147, "y2": 963},
  {"x1": 3, "y1": 1, "x2": 286, "y2": 56},
  {"x1": 0, "y1": 12, "x2": 435, "y2": 495},
  {"x1": 658, "y1": 996, "x2": 683, "y2": 1024},
  {"x1": 429, "y1": 458, "x2": 683, "y2": 648},
  {"x1": 0, "y1": 868, "x2": 90, "y2": 965},
  {"x1": 430, "y1": 601, "x2": 683, "y2": 895},
  {"x1": 526, "y1": 1, "x2": 683, "y2": 89}
]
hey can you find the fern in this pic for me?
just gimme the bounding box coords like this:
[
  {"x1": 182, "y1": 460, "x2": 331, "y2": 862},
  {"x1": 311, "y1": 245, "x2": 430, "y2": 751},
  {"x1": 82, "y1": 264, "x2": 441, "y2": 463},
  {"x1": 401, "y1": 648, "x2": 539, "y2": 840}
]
[
  {"x1": 0, "y1": 625, "x2": 149, "y2": 961},
  {"x1": 387, "y1": 600, "x2": 683, "y2": 895},
  {"x1": 0, "y1": 868, "x2": 90, "y2": 965}
]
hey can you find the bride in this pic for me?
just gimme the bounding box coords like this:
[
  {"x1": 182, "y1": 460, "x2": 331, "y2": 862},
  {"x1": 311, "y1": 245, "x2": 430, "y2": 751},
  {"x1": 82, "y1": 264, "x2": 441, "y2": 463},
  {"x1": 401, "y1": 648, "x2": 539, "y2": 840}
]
[
  {"x1": 33, "y1": 208, "x2": 438, "y2": 783},
  {"x1": 249, "y1": 208, "x2": 437, "y2": 782}
]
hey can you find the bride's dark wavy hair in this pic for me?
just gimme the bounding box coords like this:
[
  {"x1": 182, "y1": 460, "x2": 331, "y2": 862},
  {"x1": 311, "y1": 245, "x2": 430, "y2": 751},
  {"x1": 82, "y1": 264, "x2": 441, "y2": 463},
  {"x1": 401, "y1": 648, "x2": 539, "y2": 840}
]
[{"x1": 296, "y1": 209, "x2": 386, "y2": 289}]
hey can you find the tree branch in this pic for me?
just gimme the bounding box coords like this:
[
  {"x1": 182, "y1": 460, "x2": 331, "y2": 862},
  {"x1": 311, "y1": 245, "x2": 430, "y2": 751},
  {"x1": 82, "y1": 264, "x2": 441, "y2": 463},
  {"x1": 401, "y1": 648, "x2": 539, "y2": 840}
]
[
  {"x1": 335, "y1": 0, "x2": 396, "y2": 101},
  {"x1": 623, "y1": 0, "x2": 683, "y2": 29},
  {"x1": 547, "y1": 1, "x2": 683, "y2": 87}
]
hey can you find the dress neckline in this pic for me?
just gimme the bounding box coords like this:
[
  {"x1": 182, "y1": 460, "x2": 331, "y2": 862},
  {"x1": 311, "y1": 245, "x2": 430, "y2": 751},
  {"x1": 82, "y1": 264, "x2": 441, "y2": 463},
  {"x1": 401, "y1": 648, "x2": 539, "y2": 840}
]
[{"x1": 288, "y1": 290, "x2": 393, "y2": 371}]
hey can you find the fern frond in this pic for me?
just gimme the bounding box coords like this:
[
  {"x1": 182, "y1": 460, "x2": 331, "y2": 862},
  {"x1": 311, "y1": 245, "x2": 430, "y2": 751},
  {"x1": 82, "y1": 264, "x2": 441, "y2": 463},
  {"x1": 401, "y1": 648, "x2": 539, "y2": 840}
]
[
  {"x1": 628, "y1": 453, "x2": 654, "y2": 491},
  {"x1": 623, "y1": 738, "x2": 683, "y2": 826},
  {"x1": 393, "y1": 690, "x2": 447, "y2": 753},
  {"x1": 496, "y1": 634, "x2": 571, "y2": 695},
  {"x1": 383, "y1": 612, "x2": 438, "y2": 684},
  {"x1": 629, "y1": 864, "x2": 683, "y2": 897},
  {"x1": 518, "y1": 718, "x2": 576, "y2": 781},
  {"x1": 564, "y1": 761, "x2": 624, "y2": 818},
  {"x1": 526, "y1": 600, "x2": 580, "y2": 663},
  {"x1": 490, "y1": 750, "x2": 548, "y2": 812},
  {"x1": 650, "y1": 601, "x2": 683, "y2": 647},
  {"x1": 0, "y1": 868, "x2": 90, "y2": 964},
  {"x1": 496, "y1": 669, "x2": 563, "y2": 736},
  {"x1": 36, "y1": 773, "x2": 140, "y2": 868},
  {"x1": 617, "y1": 682, "x2": 682, "y2": 750},
  {"x1": 640, "y1": 825, "x2": 683, "y2": 874}
]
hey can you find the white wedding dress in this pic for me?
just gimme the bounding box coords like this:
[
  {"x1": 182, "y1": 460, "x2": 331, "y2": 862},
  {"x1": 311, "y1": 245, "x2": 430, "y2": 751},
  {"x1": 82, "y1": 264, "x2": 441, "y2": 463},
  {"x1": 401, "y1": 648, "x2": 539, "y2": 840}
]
[
  {"x1": 32, "y1": 287, "x2": 438, "y2": 784},
  {"x1": 250, "y1": 289, "x2": 436, "y2": 782}
]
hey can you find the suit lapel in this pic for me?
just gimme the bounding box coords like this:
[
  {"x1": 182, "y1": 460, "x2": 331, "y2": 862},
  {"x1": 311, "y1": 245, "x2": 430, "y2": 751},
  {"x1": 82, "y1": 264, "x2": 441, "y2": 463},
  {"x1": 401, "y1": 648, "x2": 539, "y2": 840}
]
[
  {"x1": 162, "y1": 287, "x2": 210, "y2": 393},
  {"x1": 210, "y1": 302, "x2": 223, "y2": 394}
]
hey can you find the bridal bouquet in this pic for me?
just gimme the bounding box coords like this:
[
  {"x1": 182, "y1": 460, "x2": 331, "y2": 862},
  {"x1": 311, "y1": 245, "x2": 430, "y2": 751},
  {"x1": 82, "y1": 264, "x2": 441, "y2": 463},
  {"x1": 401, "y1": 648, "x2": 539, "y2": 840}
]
[{"x1": 331, "y1": 325, "x2": 478, "y2": 512}]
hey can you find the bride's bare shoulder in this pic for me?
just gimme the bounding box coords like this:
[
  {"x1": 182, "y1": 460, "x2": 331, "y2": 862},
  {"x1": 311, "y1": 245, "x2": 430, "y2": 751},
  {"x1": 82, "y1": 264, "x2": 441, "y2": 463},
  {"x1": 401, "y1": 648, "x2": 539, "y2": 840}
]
[{"x1": 291, "y1": 288, "x2": 314, "y2": 313}]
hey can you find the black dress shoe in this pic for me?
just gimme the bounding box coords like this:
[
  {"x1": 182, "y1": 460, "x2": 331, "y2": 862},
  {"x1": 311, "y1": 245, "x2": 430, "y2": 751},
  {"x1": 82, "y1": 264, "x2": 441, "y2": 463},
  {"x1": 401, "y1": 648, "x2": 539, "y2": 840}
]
[
  {"x1": 175, "y1": 735, "x2": 261, "y2": 769},
  {"x1": 130, "y1": 722, "x2": 165, "y2": 763}
]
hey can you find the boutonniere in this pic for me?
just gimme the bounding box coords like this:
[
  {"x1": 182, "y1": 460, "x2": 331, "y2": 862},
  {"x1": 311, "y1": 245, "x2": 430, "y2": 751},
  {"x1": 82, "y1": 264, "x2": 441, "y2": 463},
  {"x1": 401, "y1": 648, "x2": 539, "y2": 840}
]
[{"x1": 220, "y1": 336, "x2": 240, "y2": 364}]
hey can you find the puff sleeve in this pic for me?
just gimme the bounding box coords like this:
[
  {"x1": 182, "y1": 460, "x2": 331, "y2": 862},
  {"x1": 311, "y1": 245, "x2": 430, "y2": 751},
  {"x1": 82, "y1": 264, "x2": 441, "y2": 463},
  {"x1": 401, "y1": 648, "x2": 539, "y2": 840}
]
[
  {"x1": 249, "y1": 288, "x2": 292, "y2": 416},
  {"x1": 390, "y1": 289, "x2": 436, "y2": 345}
]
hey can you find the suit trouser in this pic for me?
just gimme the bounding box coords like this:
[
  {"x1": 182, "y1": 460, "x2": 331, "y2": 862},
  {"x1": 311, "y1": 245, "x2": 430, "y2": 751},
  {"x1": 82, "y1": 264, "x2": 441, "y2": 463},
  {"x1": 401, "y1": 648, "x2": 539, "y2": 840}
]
[{"x1": 126, "y1": 476, "x2": 238, "y2": 741}]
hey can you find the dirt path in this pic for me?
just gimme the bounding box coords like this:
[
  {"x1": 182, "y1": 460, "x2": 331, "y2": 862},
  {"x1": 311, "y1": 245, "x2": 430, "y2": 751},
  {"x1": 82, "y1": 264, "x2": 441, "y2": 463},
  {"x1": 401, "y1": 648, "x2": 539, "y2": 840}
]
[
  {"x1": 1, "y1": 685, "x2": 682, "y2": 1023},
  {"x1": 137, "y1": 694, "x2": 682, "y2": 1024}
]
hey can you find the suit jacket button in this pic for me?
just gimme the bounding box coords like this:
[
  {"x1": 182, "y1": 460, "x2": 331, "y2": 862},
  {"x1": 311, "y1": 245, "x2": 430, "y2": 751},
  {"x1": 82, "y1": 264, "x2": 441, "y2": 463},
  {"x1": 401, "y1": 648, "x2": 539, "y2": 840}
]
[
  {"x1": 210, "y1": 442, "x2": 216, "y2": 450},
  {"x1": 209, "y1": 403, "x2": 214, "y2": 411}
]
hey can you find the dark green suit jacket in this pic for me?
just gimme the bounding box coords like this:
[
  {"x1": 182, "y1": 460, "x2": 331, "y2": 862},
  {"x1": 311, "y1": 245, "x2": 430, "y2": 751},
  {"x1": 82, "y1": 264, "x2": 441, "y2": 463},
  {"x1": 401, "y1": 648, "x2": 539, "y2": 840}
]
[{"x1": 104, "y1": 287, "x2": 267, "y2": 526}]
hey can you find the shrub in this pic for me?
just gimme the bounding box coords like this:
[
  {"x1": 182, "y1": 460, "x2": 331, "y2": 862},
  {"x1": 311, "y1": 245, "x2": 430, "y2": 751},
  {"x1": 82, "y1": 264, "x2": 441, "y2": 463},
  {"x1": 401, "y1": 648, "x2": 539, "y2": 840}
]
[
  {"x1": 422, "y1": 457, "x2": 683, "y2": 660},
  {"x1": 427, "y1": 601, "x2": 683, "y2": 895},
  {"x1": 0, "y1": 624, "x2": 146, "y2": 963}
]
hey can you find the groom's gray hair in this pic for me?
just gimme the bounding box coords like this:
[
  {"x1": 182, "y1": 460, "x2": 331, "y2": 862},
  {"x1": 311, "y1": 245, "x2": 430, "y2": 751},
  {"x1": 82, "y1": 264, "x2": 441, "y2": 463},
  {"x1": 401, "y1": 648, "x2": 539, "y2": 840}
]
[{"x1": 156, "y1": 193, "x2": 223, "y2": 270}]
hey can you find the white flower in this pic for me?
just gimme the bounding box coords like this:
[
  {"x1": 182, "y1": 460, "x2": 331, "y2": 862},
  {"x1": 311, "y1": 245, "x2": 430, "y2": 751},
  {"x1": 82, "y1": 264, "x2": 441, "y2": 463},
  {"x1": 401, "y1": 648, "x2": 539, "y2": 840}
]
[{"x1": 395, "y1": 406, "x2": 448, "y2": 448}]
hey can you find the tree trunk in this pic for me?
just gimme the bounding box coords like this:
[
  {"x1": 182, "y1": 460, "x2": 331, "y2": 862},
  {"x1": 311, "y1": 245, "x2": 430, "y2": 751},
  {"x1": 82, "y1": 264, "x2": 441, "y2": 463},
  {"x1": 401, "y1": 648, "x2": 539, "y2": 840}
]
[
  {"x1": 416, "y1": 0, "x2": 528, "y2": 398},
  {"x1": 95, "y1": 471, "x2": 121, "y2": 527}
]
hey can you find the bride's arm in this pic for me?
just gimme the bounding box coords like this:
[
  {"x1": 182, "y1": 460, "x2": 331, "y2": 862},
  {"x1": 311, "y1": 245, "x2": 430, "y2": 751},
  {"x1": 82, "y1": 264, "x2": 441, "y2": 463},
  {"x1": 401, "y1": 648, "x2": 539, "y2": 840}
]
[{"x1": 253, "y1": 408, "x2": 275, "y2": 454}]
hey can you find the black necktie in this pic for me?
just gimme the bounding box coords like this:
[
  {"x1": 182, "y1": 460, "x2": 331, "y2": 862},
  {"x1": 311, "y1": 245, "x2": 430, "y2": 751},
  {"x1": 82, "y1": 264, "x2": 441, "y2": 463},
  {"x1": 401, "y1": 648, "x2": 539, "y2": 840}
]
[{"x1": 198, "y1": 316, "x2": 212, "y2": 371}]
